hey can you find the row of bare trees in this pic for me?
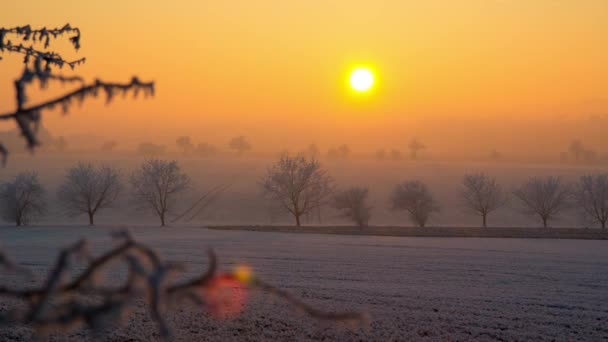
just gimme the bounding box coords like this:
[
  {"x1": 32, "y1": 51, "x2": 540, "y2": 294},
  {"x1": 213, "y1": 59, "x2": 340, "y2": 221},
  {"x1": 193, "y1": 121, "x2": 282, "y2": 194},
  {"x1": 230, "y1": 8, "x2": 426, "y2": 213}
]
[
  {"x1": 259, "y1": 155, "x2": 608, "y2": 228},
  {"x1": 0, "y1": 160, "x2": 190, "y2": 226},
  {"x1": 463, "y1": 174, "x2": 608, "y2": 229},
  {"x1": 2, "y1": 155, "x2": 607, "y2": 228}
]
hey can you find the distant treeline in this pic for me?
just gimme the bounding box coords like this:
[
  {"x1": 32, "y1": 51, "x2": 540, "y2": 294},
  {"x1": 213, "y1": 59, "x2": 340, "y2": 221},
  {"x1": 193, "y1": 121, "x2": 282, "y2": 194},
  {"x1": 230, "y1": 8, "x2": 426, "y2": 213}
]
[{"x1": 1, "y1": 154, "x2": 607, "y2": 229}]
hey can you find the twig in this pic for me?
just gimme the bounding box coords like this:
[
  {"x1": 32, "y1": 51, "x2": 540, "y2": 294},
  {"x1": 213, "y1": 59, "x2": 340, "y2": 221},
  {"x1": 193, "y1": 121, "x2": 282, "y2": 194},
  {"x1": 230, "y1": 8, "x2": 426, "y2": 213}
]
[{"x1": 0, "y1": 231, "x2": 365, "y2": 339}]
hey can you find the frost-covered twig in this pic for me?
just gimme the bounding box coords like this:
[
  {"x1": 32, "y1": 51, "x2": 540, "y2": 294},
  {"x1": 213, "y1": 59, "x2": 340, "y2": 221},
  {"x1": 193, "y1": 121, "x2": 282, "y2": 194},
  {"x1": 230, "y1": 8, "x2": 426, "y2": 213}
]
[
  {"x1": 0, "y1": 231, "x2": 366, "y2": 339},
  {"x1": 0, "y1": 23, "x2": 154, "y2": 165}
]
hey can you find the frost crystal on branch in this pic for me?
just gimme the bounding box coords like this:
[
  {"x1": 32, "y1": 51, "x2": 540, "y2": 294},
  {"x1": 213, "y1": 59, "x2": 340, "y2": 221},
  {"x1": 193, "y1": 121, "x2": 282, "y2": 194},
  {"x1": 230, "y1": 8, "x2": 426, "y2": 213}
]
[
  {"x1": 0, "y1": 24, "x2": 155, "y2": 164},
  {"x1": 0, "y1": 232, "x2": 366, "y2": 339}
]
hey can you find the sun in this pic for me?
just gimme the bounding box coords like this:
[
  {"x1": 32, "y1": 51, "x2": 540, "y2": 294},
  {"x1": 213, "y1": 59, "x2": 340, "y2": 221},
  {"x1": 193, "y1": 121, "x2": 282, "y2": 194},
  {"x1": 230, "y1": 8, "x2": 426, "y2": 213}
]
[{"x1": 349, "y1": 67, "x2": 375, "y2": 92}]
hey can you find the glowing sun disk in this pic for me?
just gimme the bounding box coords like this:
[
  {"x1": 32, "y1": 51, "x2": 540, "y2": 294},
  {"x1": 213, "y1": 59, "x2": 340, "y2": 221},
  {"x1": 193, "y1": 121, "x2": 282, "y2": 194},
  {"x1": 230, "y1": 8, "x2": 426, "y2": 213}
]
[{"x1": 350, "y1": 68, "x2": 374, "y2": 92}]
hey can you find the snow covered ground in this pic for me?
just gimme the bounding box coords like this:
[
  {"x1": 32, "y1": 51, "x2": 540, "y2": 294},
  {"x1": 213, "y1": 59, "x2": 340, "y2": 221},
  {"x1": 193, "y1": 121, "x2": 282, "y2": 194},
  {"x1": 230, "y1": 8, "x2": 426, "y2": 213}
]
[{"x1": 1, "y1": 225, "x2": 607, "y2": 341}]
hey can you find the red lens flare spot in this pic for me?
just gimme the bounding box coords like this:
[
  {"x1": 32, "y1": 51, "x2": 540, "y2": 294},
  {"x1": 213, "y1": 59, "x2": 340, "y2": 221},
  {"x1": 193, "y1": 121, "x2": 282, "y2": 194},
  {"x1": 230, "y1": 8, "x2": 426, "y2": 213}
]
[{"x1": 202, "y1": 273, "x2": 248, "y2": 319}]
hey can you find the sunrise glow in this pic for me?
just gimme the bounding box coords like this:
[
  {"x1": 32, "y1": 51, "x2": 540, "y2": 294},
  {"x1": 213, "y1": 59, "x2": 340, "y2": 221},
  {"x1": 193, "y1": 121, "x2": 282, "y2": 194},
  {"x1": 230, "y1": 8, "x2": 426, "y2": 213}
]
[{"x1": 349, "y1": 67, "x2": 375, "y2": 92}]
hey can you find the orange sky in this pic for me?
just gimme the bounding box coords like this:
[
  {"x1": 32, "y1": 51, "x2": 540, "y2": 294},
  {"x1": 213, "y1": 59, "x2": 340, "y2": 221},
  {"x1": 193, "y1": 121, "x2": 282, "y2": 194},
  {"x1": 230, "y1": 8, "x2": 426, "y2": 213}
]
[{"x1": 1, "y1": 1, "x2": 607, "y2": 156}]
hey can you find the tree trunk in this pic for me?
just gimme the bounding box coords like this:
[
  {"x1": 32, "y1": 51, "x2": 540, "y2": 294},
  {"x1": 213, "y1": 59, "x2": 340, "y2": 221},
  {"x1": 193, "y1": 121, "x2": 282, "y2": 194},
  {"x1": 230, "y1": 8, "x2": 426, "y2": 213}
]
[
  {"x1": 602, "y1": 220, "x2": 606, "y2": 229},
  {"x1": 88, "y1": 211, "x2": 94, "y2": 226},
  {"x1": 482, "y1": 214, "x2": 487, "y2": 228},
  {"x1": 542, "y1": 216, "x2": 548, "y2": 228},
  {"x1": 16, "y1": 217, "x2": 21, "y2": 227},
  {"x1": 160, "y1": 212, "x2": 166, "y2": 227},
  {"x1": 295, "y1": 214, "x2": 301, "y2": 227}
]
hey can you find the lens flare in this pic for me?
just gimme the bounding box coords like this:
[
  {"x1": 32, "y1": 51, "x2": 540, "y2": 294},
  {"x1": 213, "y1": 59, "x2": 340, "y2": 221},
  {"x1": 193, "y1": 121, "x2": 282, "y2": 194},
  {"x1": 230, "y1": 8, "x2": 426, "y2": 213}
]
[{"x1": 201, "y1": 265, "x2": 254, "y2": 319}]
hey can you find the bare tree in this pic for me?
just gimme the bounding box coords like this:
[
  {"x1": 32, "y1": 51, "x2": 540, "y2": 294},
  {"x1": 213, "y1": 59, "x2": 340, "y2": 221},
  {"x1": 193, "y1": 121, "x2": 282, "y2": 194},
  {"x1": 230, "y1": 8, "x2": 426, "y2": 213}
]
[
  {"x1": 327, "y1": 147, "x2": 339, "y2": 160},
  {"x1": 338, "y1": 144, "x2": 351, "y2": 159},
  {"x1": 513, "y1": 176, "x2": 570, "y2": 228},
  {"x1": 575, "y1": 174, "x2": 608, "y2": 228},
  {"x1": 0, "y1": 24, "x2": 153, "y2": 164},
  {"x1": 327, "y1": 144, "x2": 350, "y2": 160},
  {"x1": 460, "y1": 173, "x2": 508, "y2": 227},
  {"x1": 194, "y1": 142, "x2": 218, "y2": 157},
  {"x1": 390, "y1": 180, "x2": 439, "y2": 227},
  {"x1": 229, "y1": 136, "x2": 251, "y2": 156},
  {"x1": 331, "y1": 187, "x2": 372, "y2": 227},
  {"x1": 100, "y1": 140, "x2": 117, "y2": 152},
  {"x1": 390, "y1": 149, "x2": 402, "y2": 161},
  {"x1": 408, "y1": 138, "x2": 426, "y2": 160},
  {"x1": 260, "y1": 154, "x2": 334, "y2": 226},
  {"x1": 176, "y1": 136, "x2": 194, "y2": 154},
  {"x1": 583, "y1": 149, "x2": 598, "y2": 163},
  {"x1": 568, "y1": 139, "x2": 597, "y2": 164},
  {"x1": 489, "y1": 149, "x2": 502, "y2": 161},
  {"x1": 57, "y1": 163, "x2": 122, "y2": 225},
  {"x1": 569, "y1": 139, "x2": 585, "y2": 162},
  {"x1": 137, "y1": 142, "x2": 166, "y2": 156},
  {"x1": 0, "y1": 171, "x2": 46, "y2": 226},
  {"x1": 306, "y1": 144, "x2": 320, "y2": 159},
  {"x1": 130, "y1": 159, "x2": 190, "y2": 226}
]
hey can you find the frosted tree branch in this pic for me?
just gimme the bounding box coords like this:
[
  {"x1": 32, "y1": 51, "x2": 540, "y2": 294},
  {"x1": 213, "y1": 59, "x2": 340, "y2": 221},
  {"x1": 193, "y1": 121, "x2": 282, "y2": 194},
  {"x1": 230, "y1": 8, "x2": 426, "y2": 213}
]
[
  {"x1": 0, "y1": 231, "x2": 366, "y2": 339},
  {"x1": 0, "y1": 24, "x2": 154, "y2": 165}
]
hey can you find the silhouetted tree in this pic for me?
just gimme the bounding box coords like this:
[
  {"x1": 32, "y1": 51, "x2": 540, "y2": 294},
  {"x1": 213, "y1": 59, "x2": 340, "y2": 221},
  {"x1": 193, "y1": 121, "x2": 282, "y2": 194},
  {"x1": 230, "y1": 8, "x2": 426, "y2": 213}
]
[
  {"x1": 338, "y1": 144, "x2": 351, "y2": 158},
  {"x1": 575, "y1": 174, "x2": 608, "y2": 229},
  {"x1": 100, "y1": 140, "x2": 117, "y2": 152},
  {"x1": 375, "y1": 148, "x2": 386, "y2": 160},
  {"x1": 489, "y1": 149, "x2": 502, "y2": 161},
  {"x1": 228, "y1": 136, "x2": 251, "y2": 156},
  {"x1": 0, "y1": 24, "x2": 153, "y2": 164},
  {"x1": 583, "y1": 149, "x2": 598, "y2": 163},
  {"x1": 176, "y1": 136, "x2": 194, "y2": 154},
  {"x1": 460, "y1": 173, "x2": 508, "y2": 227},
  {"x1": 260, "y1": 154, "x2": 334, "y2": 226},
  {"x1": 0, "y1": 171, "x2": 46, "y2": 226},
  {"x1": 390, "y1": 180, "x2": 439, "y2": 227},
  {"x1": 569, "y1": 139, "x2": 585, "y2": 162},
  {"x1": 567, "y1": 140, "x2": 598, "y2": 164},
  {"x1": 57, "y1": 163, "x2": 122, "y2": 225},
  {"x1": 513, "y1": 176, "x2": 570, "y2": 228},
  {"x1": 331, "y1": 187, "x2": 372, "y2": 227},
  {"x1": 327, "y1": 144, "x2": 350, "y2": 160},
  {"x1": 137, "y1": 142, "x2": 166, "y2": 156},
  {"x1": 194, "y1": 143, "x2": 218, "y2": 157},
  {"x1": 408, "y1": 138, "x2": 426, "y2": 160},
  {"x1": 389, "y1": 149, "x2": 402, "y2": 161},
  {"x1": 130, "y1": 159, "x2": 190, "y2": 226},
  {"x1": 306, "y1": 144, "x2": 320, "y2": 159},
  {"x1": 327, "y1": 147, "x2": 339, "y2": 160}
]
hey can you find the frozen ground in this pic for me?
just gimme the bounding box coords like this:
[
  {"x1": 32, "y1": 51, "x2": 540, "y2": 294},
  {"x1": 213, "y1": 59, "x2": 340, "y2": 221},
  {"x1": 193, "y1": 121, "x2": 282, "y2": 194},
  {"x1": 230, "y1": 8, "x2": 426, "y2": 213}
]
[{"x1": 1, "y1": 225, "x2": 607, "y2": 341}]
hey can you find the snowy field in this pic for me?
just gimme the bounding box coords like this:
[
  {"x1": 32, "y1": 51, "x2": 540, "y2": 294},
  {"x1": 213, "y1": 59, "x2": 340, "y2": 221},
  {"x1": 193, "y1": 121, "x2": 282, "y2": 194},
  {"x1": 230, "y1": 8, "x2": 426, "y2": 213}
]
[{"x1": 1, "y1": 226, "x2": 607, "y2": 341}]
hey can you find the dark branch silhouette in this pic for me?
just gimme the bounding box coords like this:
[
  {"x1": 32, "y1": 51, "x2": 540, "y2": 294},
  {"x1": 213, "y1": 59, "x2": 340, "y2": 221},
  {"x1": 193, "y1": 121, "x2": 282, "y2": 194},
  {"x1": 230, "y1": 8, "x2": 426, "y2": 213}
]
[
  {"x1": 0, "y1": 24, "x2": 154, "y2": 164},
  {"x1": 0, "y1": 231, "x2": 366, "y2": 339}
]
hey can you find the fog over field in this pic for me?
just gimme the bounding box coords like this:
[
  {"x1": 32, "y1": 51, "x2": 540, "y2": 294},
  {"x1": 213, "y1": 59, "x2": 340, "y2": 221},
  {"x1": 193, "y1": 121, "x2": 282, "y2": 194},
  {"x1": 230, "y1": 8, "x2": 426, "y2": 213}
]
[
  {"x1": 2, "y1": 2, "x2": 608, "y2": 340},
  {"x1": 1, "y1": 152, "x2": 606, "y2": 228}
]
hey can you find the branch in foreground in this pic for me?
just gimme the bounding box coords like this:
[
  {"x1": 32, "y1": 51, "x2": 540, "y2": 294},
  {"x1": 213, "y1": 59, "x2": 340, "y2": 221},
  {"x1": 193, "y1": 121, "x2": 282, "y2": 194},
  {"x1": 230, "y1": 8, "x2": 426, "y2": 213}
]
[
  {"x1": 0, "y1": 23, "x2": 154, "y2": 165},
  {"x1": 0, "y1": 231, "x2": 366, "y2": 339},
  {"x1": 0, "y1": 77, "x2": 154, "y2": 164}
]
